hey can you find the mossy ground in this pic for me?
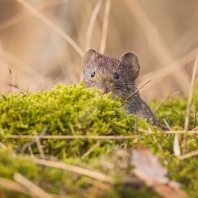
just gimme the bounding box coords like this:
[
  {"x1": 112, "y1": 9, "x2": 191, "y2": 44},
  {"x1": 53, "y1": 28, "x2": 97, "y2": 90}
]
[{"x1": 0, "y1": 83, "x2": 198, "y2": 197}]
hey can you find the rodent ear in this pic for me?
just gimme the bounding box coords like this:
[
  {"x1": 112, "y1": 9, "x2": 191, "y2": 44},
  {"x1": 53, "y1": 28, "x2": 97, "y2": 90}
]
[
  {"x1": 119, "y1": 52, "x2": 140, "y2": 80},
  {"x1": 82, "y1": 49, "x2": 99, "y2": 69}
]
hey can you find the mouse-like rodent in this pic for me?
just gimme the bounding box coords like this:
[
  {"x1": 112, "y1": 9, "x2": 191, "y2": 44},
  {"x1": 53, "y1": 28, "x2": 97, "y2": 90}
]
[{"x1": 82, "y1": 49, "x2": 159, "y2": 126}]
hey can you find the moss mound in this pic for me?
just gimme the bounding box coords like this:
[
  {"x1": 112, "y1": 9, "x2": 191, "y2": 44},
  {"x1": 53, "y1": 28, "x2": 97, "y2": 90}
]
[
  {"x1": 0, "y1": 83, "x2": 149, "y2": 159},
  {"x1": 0, "y1": 83, "x2": 198, "y2": 197}
]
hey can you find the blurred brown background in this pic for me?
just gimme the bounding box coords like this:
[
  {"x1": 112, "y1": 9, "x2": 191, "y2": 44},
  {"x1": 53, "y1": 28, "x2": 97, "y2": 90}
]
[{"x1": 0, "y1": 0, "x2": 198, "y2": 101}]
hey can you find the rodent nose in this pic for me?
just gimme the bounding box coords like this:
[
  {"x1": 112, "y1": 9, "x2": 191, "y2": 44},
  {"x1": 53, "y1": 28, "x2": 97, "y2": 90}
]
[{"x1": 100, "y1": 84, "x2": 107, "y2": 94}]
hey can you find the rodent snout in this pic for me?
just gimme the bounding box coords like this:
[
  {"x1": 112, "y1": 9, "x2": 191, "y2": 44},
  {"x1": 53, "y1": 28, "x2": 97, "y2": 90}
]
[{"x1": 99, "y1": 84, "x2": 107, "y2": 94}]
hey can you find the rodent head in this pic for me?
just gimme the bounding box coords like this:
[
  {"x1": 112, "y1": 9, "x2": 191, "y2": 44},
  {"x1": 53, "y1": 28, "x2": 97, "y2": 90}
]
[{"x1": 82, "y1": 49, "x2": 140, "y2": 99}]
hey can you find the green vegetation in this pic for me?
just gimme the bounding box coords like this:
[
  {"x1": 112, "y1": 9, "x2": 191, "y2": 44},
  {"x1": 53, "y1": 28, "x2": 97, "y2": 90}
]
[{"x1": 0, "y1": 83, "x2": 197, "y2": 197}]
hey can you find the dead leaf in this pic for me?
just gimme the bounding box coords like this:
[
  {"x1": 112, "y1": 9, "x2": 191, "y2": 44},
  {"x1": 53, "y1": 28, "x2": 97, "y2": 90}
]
[{"x1": 131, "y1": 147, "x2": 187, "y2": 198}]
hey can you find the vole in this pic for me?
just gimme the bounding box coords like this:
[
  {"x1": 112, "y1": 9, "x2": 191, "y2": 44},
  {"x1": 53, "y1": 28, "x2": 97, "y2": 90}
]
[{"x1": 82, "y1": 49, "x2": 159, "y2": 126}]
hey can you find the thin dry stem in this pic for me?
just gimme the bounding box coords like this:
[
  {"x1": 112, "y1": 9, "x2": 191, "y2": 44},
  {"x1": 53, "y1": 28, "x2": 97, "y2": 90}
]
[
  {"x1": 8, "y1": 135, "x2": 137, "y2": 139},
  {"x1": 0, "y1": 47, "x2": 45, "y2": 83},
  {"x1": 0, "y1": 141, "x2": 7, "y2": 149},
  {"x1": 14, "y1": 173, "x2": 56, "y2": 198},
  {"x1": 182, "y1": 53, "x2": 198, "y2": 154},
  {"x1": 148, "y1": 127, "x2": 163, "y2": 151},
  {"x1": 139, "y1": 48, "x2": 198, "y2": 92},
  {"x1": 0, "y1": 176, "x2": 31, "y2": 196},
  {"x1": 85, "y1": 177, "x2": 111, "y2": 190},
  {"x1": 163, "y1": 118, "x2": 172, "y2": 131},
  {"x1": 122, "y1": 0, "x2": 190, "y2": 93},
  {"x1": 81, "y1": 142, "x2": 100, "y2": 159},
  {"x1": 32, "y1": 158, "x2": 115, "y2": 184},
  {"x1": 84, "y1": 0, "x2": 103, "y2": 51},
  {"x1": 0, "y1": 0, "x2": 69, "y2": 31},
  {"x1": 122, "y1": 79, "x2": 152, "y2": 103},
  {"x1": 179, "y1": 150, "x2": 198, "y2": 160},
  {"x1": 138, "y1": 129, "x2": 198, "y2": 134},
  {"x1": 6, "y1": 130, "x2": 198, "y2": 140},
  {"x1": 154, "y1": 91, "x2": 179, "y2": 113},
  {"x1": 100, "y1": 0, "x2": 111, "y2": 53},
  {"x1": 17, "y1": 0, "x2": 83, "y2": 56},
  {"x1": 15, "y1": 128, "x2": 48, "y2": 152},
  {"x1": 35, "y1": 133, "x2": 46, "y2": 159}
]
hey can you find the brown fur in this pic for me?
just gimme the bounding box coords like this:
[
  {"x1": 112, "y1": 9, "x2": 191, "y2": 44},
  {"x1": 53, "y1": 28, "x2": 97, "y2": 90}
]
[{"x1": 82, "y1": 49, "x2": 159, "y2": 126}]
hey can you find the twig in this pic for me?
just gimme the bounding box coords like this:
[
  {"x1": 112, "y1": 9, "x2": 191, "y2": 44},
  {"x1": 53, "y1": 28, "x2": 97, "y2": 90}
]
[
  {"x1": 8, "y1": 135, "x2": 137, "y2": 139},
  {"x1": 6, "y1": 130, "x2": 198, "y2": 140},
  {"x1": 84, "y1": 0, "x2": 103, "y2": 51},
  {"x1": 35, "y1": 132, "x2": 46, "y2": 159},
  {"x1": 14, "y1": 173, "x2": 56, "y2": 198},
  {"x1": 0, "y1": 176, "x2": 31, "y2": 196},
  {"x1": 138, "y1": 129, "x2": 198, "y2": 134},
  {"x1": 32, "y1": 158, "x2": 115, "y2": 184},
  {"x1": 17, "y1": 0, "x2": 83, "y2": 56},
  {"x1": 122, "y1": 79, "x2": 152, "y2": 104},
  {"x1": 84, "y1": 177, "x2": 111, "y2": 190},
  {"x1": 81, "y1": 142, "x2": 100, "y2": 159},
  {"x1": 179, "y1": 150, "x2": 198, "y2": 160},
  {"x1": 154, "y1": 91, "x2": 179, "y2": 113},
  {"x1": 15, "y1": 127, "x2": 48, "y2": 152},
  {"x1": 100, "y1": 0, "x2": 111, "y2": 53},
  {"x1": 163, "y1": 118, "x2": 171, "y2": 130},
  {"x1": 0, "y1": 142, "x2": 7, "y2": 149},
  {"x1": 193, "y1": 107, "x2": 198, "y2": 129},
  {"x1": 182, "y1": 54, "x2": 198, "y2": 154}
]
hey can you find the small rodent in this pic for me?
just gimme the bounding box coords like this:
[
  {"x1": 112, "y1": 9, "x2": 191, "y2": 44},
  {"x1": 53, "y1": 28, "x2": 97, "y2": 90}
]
[{"x1": 82, "y1": 49, "x2": 160, "y2": 126}]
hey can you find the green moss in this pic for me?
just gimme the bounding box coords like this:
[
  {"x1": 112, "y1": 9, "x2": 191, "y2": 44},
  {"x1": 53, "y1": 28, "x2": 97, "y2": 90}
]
[
  {"x1": 0, "y1": 82, "x2": 198, "y2": 197},
  {"x1": 0, "y1": 83, "x2": 151, "y2": 159},
  {"x1": 150, "y1": 81, "x2": 198, "y2": 130}
]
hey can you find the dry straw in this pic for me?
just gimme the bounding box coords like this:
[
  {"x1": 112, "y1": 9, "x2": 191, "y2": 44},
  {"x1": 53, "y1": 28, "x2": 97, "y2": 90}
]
[
  {"x1": 122, "y1": 0, "x2": 190, "y2": 93},
  {"x1": 100, "y1": 0, "x2": 111, "y2": 53},
  {"x1": 0, "y1": 0, "x2": 69, "y2": 31},
  {"x1": 182, "y1": 54, "x2": 198, "y2": 154},
  {"x1": 32, "y1": 158, "x2": 115, "y2": 184},
  {"x1": 17, "y1": 0, "x2": 83, "y2": 56},
  {"x1": 84, "y1": 0, "x2": 103, "y2": 51},
  {"x1": 14, "y1": 173, "x2": 56, "y2": 198}
]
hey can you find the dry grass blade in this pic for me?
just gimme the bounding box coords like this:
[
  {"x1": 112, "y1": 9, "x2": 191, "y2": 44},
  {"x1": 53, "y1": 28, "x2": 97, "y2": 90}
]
[
  {"x1": 17, "y1": 0, "x2": 83, "y2": 56},
  {"x1": 122, "y1": 0, "x2": 190, "y2": 94},
  {"x1": 139, "y1": 48, "x2": 198, "y2": 92},
  {"x1": 0, "y1": 142, "x2": 7, "y2": 149},
  {"x1": 154, "y1": 91, "x2": 179, "y2": 113},
  {"x1": 180, "y1": 150, "x2": 198, "y2": 160},
  {"x1": 0, "y1": 0, "x2": 69, "y2": 31},
  {"x1": 81, "y1": 142, "x2": 100, "y2": 159},
  {"x1": 163, "y1": 119, "x2": 181, "y2": 157},
  {"x1": 182, "y1": 53, "x2": 198, "y2": 154},
  {"x1": 122, "y1": 79, "x2": 152, "y2": 103},
  {"x1": 174, "y1": 133, "x2": 181, "y2": 157},
  {"x1": 0, "y1": 47, "x2": 46, "y2": 87},
  {"x1": 15, "y1": 128, "x2": 48, "y2": 152},
  {"x1": 14, "y1": 173, "x2": 56, "y2": 198},
  {"x1": 8, "y1": 135, "x2": 137, "y2": 139},
  {"x1": 163, "y1": 119, "x2": 171, "y2": 131},
  {"x1": 100, "y1": 0, "x2": 111, "y2": 53},
  {"x1": 0, "y1": 176, "x2": 31, "y2": 196},
  {"x1": 32, "y1": 158, "x2": 115, "y2": 184},
  {"x1": 35, "y1": 133, "x2": 46, "y2": 159},
  {"x1": 84, "y1": 0, "x2": 103, "y2": 51},
  {"x1": 138, "y1": 129, "x2": 198, "y2": 134}
]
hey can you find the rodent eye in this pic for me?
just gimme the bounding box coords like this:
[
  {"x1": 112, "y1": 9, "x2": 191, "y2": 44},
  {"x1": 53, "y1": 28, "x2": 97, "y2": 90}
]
[
  {"x1": 91, "y1": 71, "x2": 95, "y2": 78},
  {"x1": 114, "y1": 72, "x2": 119, "y2": 79}
]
